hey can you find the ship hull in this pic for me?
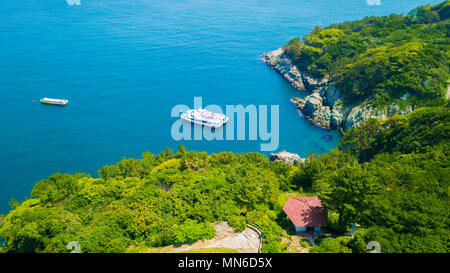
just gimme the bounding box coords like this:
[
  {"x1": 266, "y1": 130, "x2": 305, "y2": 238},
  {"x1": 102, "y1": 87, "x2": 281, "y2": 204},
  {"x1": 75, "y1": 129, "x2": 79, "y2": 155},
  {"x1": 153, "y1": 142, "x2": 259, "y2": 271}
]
[{"x1": 40, "y1": 98, "x2": 69, "y2": 106}]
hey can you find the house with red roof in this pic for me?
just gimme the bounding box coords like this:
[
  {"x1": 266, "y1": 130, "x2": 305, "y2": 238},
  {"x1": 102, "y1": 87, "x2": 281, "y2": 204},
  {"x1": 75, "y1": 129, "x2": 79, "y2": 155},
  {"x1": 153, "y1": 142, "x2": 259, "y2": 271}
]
[{"x1": 283, "y1": 197, "x2": 328, "y2": 232}]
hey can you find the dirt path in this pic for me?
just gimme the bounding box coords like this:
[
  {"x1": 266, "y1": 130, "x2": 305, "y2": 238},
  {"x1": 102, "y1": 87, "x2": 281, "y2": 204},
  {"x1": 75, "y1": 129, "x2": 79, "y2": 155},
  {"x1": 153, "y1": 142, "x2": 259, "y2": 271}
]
[
  {"x1": 139, "y1": 222, "x2": 262, "y2": 253},
  {"x1": 283, "y1": 234, "x2": 311, "y2": 253}
]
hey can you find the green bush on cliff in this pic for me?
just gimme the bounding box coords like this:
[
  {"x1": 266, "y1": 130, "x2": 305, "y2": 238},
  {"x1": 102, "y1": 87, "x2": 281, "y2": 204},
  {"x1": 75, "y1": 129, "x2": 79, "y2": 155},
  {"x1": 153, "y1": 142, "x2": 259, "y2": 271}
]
[
  {"x1": 173, "y1": 220, "x2": 216, "y2": 245},
  {"x1": 310, "y1": 237, "x2": 352, "y2": 253}
]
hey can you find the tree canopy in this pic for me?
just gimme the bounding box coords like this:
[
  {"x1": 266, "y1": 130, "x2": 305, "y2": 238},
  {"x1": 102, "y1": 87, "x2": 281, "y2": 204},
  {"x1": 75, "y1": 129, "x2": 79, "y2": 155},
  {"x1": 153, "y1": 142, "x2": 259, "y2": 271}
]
[
  {"x1": 285, "y1": 1, "x2": 449, "y2": 107},
  {"x1": 0, "y1": 107, "x2": 448, "y2": 253}
]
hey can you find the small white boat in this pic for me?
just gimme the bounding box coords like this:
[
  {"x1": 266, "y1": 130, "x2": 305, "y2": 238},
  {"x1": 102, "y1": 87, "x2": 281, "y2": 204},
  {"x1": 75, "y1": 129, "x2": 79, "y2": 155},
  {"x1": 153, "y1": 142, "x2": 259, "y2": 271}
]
[
  {"x1": 180, "y1": 108, "x2": 229, "y2": 128},
  {"x1": 40, "y1": 97, "x2": 69, "y2": 106}
]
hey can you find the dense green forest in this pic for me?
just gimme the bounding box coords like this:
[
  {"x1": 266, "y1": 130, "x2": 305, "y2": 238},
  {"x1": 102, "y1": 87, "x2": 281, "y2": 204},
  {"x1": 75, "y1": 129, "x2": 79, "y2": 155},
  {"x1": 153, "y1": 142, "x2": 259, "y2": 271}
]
[
  {"x1": 0, "y1": 107, "x2": 448, "y2": 253},
  {"x1": 285, "y1": 1, "x2": 449, "y2": 107}
]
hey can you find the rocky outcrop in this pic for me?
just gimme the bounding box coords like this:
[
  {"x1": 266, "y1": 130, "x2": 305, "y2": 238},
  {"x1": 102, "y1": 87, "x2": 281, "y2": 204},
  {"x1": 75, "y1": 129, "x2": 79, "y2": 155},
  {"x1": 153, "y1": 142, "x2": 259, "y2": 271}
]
[
  {"x1": 343, "y1": 103, "x2": 413, "y2": 130},
  {"x1": 269, "y1": 150, "x2": 304, "y2": 165},
  {"x1": 261, "y1": 48, "x2": 326, "y2": 91},
  {"x1": 292, "y1": 84, "x2": 345, "y2": 129},
  {"x1": 261, "y1": 48, "x2": 306, "y2": 90},
  {"x1": 294, "y1": 87, "x2": 413, "y2": 131},
  {"x1": 262, "y1": 47, "x2": 415, "y2": 132}
]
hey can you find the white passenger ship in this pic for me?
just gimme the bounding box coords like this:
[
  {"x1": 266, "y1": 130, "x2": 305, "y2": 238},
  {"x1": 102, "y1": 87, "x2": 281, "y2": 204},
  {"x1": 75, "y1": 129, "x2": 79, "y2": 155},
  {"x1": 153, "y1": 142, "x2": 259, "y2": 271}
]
[
  {"x1": 40, "y1": 97, "x2": 69, "y2": 106},
  {"x1": 180, "y1": 108, "x2": 229, "y2": 128}
]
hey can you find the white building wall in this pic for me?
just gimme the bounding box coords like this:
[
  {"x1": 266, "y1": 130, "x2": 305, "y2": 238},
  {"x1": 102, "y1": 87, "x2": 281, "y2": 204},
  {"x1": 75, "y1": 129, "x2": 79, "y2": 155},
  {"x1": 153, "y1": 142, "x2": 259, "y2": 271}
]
[
  {"x1": 295, "y1": 226, "x2": 306, "y2": 232},
  {"x1": 295, "y1": 226, "x2": 321, "y2": 232}
]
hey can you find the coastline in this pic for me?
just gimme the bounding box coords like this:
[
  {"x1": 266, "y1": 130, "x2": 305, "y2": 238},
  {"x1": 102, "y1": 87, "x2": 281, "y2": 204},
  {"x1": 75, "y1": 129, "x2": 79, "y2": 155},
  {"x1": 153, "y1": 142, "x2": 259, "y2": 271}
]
[{"x1": 261, "y1": 48, "x2": 414, "y2": 132}]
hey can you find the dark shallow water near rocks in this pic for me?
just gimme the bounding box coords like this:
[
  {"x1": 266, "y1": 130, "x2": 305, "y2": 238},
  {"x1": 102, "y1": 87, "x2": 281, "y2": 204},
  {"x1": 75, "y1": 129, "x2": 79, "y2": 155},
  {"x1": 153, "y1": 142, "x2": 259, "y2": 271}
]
[{"x1": 0, "y1": 0, "x2": 439, "y2": 213}]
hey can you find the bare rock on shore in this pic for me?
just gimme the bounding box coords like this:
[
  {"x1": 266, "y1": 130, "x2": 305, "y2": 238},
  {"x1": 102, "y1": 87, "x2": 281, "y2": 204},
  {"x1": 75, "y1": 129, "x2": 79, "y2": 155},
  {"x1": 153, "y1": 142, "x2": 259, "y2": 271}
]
[
  {"x1": 261, "y1": 48, "x2": 306, "y2": 90},
  {"x1": 269, "y1": 150, "x2": 304, "y2": 165},
  {"x1": 294, "y1": 89, "x2": 413, "y2": 131},
  {"x1": 261, "y1": 49, "x2": 328, "y2": 91},
  {"x1": 294, "y1": 91, "x2": 333, "y2": 129}
]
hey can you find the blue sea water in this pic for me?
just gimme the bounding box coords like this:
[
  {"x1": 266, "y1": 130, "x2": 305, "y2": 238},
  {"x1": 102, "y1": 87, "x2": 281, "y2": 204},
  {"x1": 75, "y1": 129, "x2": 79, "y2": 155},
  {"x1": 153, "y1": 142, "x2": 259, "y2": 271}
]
[{"x1": 0, "y1": 0, "x2": 440, "y2": 213}]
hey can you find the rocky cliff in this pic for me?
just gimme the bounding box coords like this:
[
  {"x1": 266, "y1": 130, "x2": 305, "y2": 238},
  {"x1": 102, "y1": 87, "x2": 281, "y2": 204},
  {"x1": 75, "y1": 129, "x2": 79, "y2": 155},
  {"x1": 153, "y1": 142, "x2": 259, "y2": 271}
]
[
  {"x1": 269, "y1": 150, "x2": 304, "y2": 165},
  {"x1": 262, "y1": 48, "x2": 414, "y2": 132}
]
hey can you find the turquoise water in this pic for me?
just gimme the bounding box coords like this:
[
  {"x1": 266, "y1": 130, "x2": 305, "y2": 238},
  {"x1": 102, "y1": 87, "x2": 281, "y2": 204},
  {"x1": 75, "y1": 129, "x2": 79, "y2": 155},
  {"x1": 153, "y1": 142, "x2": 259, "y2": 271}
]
[{"x1": 0, "y1": 0, "x2": 439, "y2": 213}]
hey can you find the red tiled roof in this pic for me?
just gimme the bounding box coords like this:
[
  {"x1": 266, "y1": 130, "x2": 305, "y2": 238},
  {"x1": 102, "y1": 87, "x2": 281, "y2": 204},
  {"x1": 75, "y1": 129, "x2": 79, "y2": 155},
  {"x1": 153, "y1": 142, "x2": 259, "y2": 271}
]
[{"x1": 283, "y1": 197, "x2": 328, "y2": 227}]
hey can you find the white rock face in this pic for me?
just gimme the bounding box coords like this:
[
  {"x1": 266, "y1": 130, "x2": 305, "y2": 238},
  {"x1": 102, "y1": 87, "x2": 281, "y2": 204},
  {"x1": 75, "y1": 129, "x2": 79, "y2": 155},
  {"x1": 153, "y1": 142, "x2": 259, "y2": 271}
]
[
  {"x1": 344, "y1": 105, "x2": 373, "y2": 130},
  {"x1": 261, "y1": 48, "x2": 306, "y2": 90},
  {"x1": 323, "y1": 84, "x2": 341, "y2": 106},
  {"x1": 294, "y1": 90, "x2": 335, "y2": 129},
  {"x1": 344, "y1": 103, "x2": 413, "y2": 130},
  {"x1": 304, "y1": 92, "x2": 322, "y2": 114},
  {"x1": 331, "y1": 103, "x2": 344, "y2": 128},
  {"x1": 269, "y1": 150, "x2": 304, "y2": 165},
  {"x1": 261, "y1": 48, "x2": 328, "y2": 92}
]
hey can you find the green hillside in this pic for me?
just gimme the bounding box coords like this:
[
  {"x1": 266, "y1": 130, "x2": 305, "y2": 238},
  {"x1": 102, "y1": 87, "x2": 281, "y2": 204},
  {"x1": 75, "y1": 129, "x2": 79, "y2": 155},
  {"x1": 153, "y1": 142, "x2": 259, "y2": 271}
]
[
  {"x1": 0, "y1": 107, "x2": 448, "y2": 253},
  {"x1": 285, "y1": 1, "x2": 449, "y2": 107}
]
